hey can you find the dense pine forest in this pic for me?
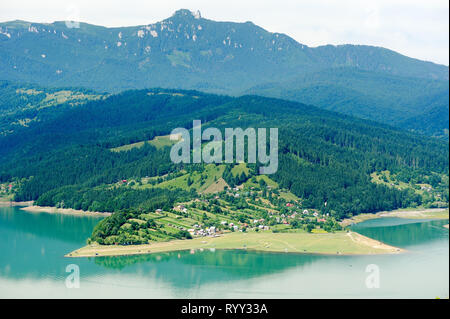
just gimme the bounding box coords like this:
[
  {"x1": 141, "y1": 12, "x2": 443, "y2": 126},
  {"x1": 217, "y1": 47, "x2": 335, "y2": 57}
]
[{"x1": 0, "y1": 89, "x2": 448, "y2": 224}]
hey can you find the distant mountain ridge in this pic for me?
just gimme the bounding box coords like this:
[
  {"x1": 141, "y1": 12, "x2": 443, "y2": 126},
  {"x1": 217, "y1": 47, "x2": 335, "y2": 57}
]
[
  {"x1": 0, "y1": 9, "x2": 448, "y2": 136},
  {"x1": 245, "y1": 67, "x2": 449, "y2": 137}
]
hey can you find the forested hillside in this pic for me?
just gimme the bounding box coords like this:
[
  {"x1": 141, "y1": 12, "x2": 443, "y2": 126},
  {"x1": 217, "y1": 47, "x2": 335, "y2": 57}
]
[
  {"x1": 1, "y1": 89, "x2": 447, "y2": 221},
  {"x1": 245, "y1": 68, "x2": 449, "y2": 137},
  {"x1": 0, "y1": 80, "x2": 105, "y2": 137}
]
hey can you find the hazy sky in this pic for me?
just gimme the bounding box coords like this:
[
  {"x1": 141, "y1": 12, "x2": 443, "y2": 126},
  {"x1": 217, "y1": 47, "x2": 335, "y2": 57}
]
[{"x1": 1, "y1": 0, "x2": 448, "y2": 65}]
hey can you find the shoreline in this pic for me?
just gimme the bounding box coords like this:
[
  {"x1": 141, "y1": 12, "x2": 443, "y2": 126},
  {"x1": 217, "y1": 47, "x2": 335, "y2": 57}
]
[
  {"x1": 66, "y1": 231, "x2": 404, "y2": 258},
  {"x1": 0, "y1": 198, "x2": 112, "y2": 217},
  {"x1": 20, "y1": 205, "x2": 112, "y2": 217},
  {"x1": 340, "y1": 208, "x2": 449, "y2": 227},
  {"x1": 0, "y1": 200, "x2": 34, "y2": 207}
]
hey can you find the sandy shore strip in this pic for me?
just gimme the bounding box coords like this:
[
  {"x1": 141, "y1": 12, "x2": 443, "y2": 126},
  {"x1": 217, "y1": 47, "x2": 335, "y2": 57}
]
[
  {"x1": 66, "y1": 231, "x2": 404, "y2": 258},
  {"x1": 0, "y1": 200, "x2": 34, "y2": 207},
  {"x1": 21, "y1": 205, "x2": 111, "y2": 217},
  {"x1": 341, "y1": 208, "x2": 449, "y2": 227}
]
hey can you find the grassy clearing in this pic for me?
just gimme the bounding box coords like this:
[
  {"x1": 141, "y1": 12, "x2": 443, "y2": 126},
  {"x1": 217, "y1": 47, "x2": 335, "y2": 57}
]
[
  {"x1": 370, "y1": 170, "x2": 445, "y2": 199},
  {"x1": 244, "y1": 175, "x2": 279, "y2": 189},
  {"x1": 167, "y1": 50, "x2": 191, "y2": 68},
  {"x1": 14, "y1": 88, "x2": 104, "y2": 112},
  {"x1": 16, "y1": 88, "x2": 43, "y2": 95},
  {"x1": 371, "y1": 170, "x2": 412, "y2": 191},
  {"x1": 156, "y1": 164, "x2": 225, "y2": 192},
  {"x1": 66, "y1": 231, "x2": 403, "y2": 258},
  {"x1": 39, "y1": 91, "x2": 103, "y2": 108},
  {"x1": 0, "y1": 194, "x2": 14, "y2": 202},
  {"x1": 278, "y1": 190, "x2": 300, "y2": 202},
  {"x1": 231, "y1": 163, "x2": 250, "y2": 177},
  {"x1": 111, "y1": 135, "x2": 179, "y2": 152},
  {"x1": 202, "y1": 177, "x2": 230, "y2": 194}
]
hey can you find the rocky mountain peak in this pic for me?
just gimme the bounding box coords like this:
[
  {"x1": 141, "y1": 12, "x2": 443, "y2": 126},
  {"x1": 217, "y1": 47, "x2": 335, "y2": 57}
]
[{"x1": 171, "y1": 9, "x2": 202, "y2": 20}]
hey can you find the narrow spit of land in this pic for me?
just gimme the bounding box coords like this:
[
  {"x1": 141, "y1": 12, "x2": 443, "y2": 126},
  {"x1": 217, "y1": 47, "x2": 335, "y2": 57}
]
[
  {"x1": 20, "y1": 205, "x2": 111, "y2": 217},
  {"x1": 66, "y1": 231, "x2": 403, "y2": 258}
]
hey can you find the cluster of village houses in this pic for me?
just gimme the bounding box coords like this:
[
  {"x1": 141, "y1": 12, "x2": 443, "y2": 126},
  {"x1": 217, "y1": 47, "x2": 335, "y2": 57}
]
[
  {"x1": 186, "y1": 221, "x2": 271, "y2": 237},
  {"x1": 173, "y1": 203, "x2": 272, "y2": 237},
  {"x1": 169, "y1": 197, "x2": 331, "y2": 238},
  {"x1": 279, "y1": 205, "x2": 328, "y2": 224},
  {"x1": 225, "y1": 186, "x2": 330, "y2": 223},
  {"x1": 0, "y1": 183, "x2": 13, "y2": 194}
]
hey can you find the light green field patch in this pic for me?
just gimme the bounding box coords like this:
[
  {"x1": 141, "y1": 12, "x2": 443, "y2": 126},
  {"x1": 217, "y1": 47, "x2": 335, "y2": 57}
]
[
  {"x1": 200, "y1": 50, "x2": 213, "y2": 57},
  {"x1": 128, "y1": 218, "x2": 147, "y2": 225},
  {"x1": 16, "y1": 88, "x2": 103, "y2": 109},
  {"x1": 371, "y1": 170, "x2": 411, "y2": 191},
  {"x1": 68, "y1": 231, "x2": 403, "y2": 258},
  {"x1": 167, "y1": 50, "x2": 191, "y2": 68},
  {"x1": 231, "y1": 163, "x2": 250, "y2": 177},
  {"x1": 161, "y1": 217, "x2": 192, "y2": 229},
  {"x1": 311, "y1": 228, "x2": 328, "y2": 234},
  {"x1": 12, "y1": 117, "x2": 37, "y2": 127},
  {"x1": 156, "y1": 164, "x2": 225, "y2": 193},
  {"x1": 278, "y1": 190, "x2": 300, "y2": 202},
  {"x1": 111, "y1": 134, "x2": 180, "y2": 152},
  {"x1": 147, "y1": 92, "x2": 186, "y2": 97},
  {"x1": 140, "y1": 213, "x2": 162, "y2": 220},
  {"x1": 370, "y1": 170, "x2": 433, "y2": 196},
  {"x1": 120, "y1": 223, "x2": 132, "y2": 229},
  {"x1": 244, "y1": 175, "x2": 279, "y2": 189},
  {"x1": 202, "y1": 177, "x2": 230, "y2": 194},
  {"x1": 16, "y1": 88, "x2": 43, "y2": 95},
  {"x1": 39, "y1": 91, "x2": 103, "y2": 108}
]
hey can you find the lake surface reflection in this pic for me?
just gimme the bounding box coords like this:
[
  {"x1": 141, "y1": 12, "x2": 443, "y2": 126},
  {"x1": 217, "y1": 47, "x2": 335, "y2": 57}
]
[{"x1": 0, "y1": 207, "x2": 448, "y2": 298}]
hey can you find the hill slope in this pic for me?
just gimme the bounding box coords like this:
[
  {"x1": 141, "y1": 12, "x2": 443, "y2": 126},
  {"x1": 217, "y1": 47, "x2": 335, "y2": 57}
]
[
  {"x1": 245, "y1": 68, "x2": 449, "y2": 137},
  {"x1": 0, "y1": 89, "x2": 448, "y2": 220}
]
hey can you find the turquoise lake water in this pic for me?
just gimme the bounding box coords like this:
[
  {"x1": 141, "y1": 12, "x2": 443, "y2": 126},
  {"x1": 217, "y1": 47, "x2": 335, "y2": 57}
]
[{"x1": 0, "y1": 206, "x2": 448, "y2": 298}]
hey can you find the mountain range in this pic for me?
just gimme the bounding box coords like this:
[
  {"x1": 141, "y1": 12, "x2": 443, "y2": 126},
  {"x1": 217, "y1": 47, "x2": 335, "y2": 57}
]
[{"x1": 0, "y1": 9, "x2": 448, "y2": 136}]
